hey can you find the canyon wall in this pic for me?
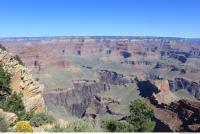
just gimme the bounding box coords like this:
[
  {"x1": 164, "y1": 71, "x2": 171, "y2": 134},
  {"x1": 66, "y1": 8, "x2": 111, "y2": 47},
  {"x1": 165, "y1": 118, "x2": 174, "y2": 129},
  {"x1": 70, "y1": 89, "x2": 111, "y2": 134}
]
[{"x1": 44, "y1": 70, "x2": 133, "y2": 117}]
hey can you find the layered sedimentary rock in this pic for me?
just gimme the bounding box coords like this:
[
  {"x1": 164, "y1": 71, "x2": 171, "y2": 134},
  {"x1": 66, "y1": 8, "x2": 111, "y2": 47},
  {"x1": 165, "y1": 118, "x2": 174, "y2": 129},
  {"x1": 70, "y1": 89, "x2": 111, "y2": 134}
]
[
  {"x1": 44, "y1": 80, "x2": 106, "y2": 117},
  {"x1": 2, "y1": 37, "x2": 200, "y2": 71},
  {"x1": 121, "y1": 60, "x2": 153, "y2": 67},
  {"x1": 44, "y1": 70, "x2": 133, "y2": 117},
  {"x1": 169, "y1": 78, "x2": 200, "y2": 100},
  {"x1": 98, "y1": 69, "x2": 133, "y2": 85},
  {"x1": 0, "y1": 49, "x2": 45, "y2": 112},
  {"x1": 154, "y1": 99, "x2": 200, "y2": 132},
  {"x1": 152, "y1": 80, "x2": 178, "y2": 104},
  {"x1": 136, "y1": 79, "x2": 200, "y2": 132}
]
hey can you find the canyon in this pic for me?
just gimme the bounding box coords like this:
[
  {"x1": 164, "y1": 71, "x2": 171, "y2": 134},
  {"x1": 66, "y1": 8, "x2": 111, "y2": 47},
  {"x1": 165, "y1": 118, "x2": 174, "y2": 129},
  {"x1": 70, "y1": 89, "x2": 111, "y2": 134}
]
[{"x1": 1, "y1": 36, "x2": 200, "y2": 132}]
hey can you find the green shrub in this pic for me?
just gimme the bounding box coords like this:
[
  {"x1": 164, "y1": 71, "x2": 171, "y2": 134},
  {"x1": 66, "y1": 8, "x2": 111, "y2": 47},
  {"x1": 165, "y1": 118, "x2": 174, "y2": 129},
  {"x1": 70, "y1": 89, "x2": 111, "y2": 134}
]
[
  {"x1": 2, "y1": 92, "x2": 25, "y2": 115},
  {"x1": 17, "y1": 111, "x2": 35, "y2": 121},
  {"x1": 126, "y1": 99, "x2": 156, "y2": 132},
  {"x1": 14, "y1": 55, "x2": 24, "y2": 66},
  {"x1": 45, "y1": 119, "x2": 95, "y2": 132},
  {"x1": 0, "y1": 65, "x2": 25, "y2": 116},
  {"x1": 30, "y1": 113, "x2": 56, "y2": 127},
  {"x1": 101, "y1": 118, "x2": 134, "y2": 132},
  {"x1": 116, "y1": 120, "x2": 134, "y2": 132},
  {"x1": 0, "y1": 65, "x2": 11, "y2": 100},
  {"x1": 101, "y1": 100, "x2": 156, "y2": 132},
  {"x1": 70, "y1": 119, "x2": 95, "y2": 132},
  {"x1": 45, "y1": 124, "x2": 70, "y2": 132},
  {"x1": 101, "y1": 118, "x2": 118, "y2": 132},
  {"x1": 15, "y1": 121, "x2": 33, "y2": 132},
  {"x1": 0, "y1": 114, "x2": 9, "y2": 132}
]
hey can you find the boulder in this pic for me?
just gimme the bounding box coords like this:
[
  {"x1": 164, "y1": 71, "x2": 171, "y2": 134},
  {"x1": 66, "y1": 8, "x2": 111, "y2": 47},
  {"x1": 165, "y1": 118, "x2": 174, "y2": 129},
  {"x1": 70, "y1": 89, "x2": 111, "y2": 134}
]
[{"x1": 0, "y1": 109, "x2": 17, "y2": 124}]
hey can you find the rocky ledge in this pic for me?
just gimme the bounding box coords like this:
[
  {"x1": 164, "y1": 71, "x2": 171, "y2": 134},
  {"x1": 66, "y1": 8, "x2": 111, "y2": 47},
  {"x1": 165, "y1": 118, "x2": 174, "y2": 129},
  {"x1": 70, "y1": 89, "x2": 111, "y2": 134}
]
[
  {"x1": 136, "y1": 79, "x2": 200, "y2": 132},
  {"x1": 154, "y1": 99, "x2": 200, "y2": 132},
  {"x1": 0, "y1": 49, "x2": 45, "y2": 112},
  {"x1": 169, "y1": 77, "x2": 200, "y2": 100}
]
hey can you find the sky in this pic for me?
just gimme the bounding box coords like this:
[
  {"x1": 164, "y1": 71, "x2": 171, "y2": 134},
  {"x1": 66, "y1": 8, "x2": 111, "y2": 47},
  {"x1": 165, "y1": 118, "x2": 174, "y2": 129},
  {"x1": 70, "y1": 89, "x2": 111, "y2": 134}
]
[{"x1": 0, "y1": 0, "x2": 200, "y2": 38}]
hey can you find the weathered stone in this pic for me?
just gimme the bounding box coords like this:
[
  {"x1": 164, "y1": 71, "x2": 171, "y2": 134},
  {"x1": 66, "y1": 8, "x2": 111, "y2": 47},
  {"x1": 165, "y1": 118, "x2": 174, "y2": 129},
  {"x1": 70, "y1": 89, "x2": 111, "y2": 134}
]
[
  {"x1": 169, "y1": 78, "x2": 200, "y2": 100},
  {"x1": 0, "y1": 49, "x2": 45, "y2": 112},
  {"x1": 152, "y1": 80, "x2": 178, "y2": 104},
  {"x1": 0, "y1": 109, "x2": 17, "y2": 124}
]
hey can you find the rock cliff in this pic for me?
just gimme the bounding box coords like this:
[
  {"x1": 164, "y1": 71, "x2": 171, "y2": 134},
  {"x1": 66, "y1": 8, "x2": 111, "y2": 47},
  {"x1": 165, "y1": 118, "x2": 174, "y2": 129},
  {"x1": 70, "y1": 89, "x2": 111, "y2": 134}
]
[
  {"x1": 0, "y1": 49, "x2": 45, "y2": 112},
  {"x1": 154, "y1": 99, "x2": 200, "y2": 132},
  {"x1": 44, "y1": 70, "x2": 133, "y2": 117},
  {"x1": 44, "y1": 80, "x2": 106, "y2": 117},
  {"x1": 136, "y1": 79, "x2": 200, "y2": 132},
  {"x1": 152, "y1": 80, "x2": 178, "y2": 104},
  {"x1": 169, "y1": 78, "x2": 200, "y2": 100}
]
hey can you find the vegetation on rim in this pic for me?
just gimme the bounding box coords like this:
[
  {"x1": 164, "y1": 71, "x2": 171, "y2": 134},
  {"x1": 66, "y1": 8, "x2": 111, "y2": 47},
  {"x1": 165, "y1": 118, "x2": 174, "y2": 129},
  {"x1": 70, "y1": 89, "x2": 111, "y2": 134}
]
[{"x1": 101, "y1": 99, "x2": 156, "y2": 132}]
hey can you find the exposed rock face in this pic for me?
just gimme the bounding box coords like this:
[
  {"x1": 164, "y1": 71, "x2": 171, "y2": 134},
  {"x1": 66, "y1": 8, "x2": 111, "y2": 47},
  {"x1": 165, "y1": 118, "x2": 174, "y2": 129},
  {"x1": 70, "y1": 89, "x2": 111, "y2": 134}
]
[
  {"x1": 154, "y1": 99, "x2": 200, "y2": 132},
  {"x1": 44, "y1": 80, "x2": 106, "y2": 117},
  {"x1": 44, "y1": 70, "x2": 133, "y2": 117},
  {"x1": 121, "y1": 60, "x2": 153, "y2": 66},
  {"x1": 0, "y1": 109, "x2": 17, "y2": 124},
  {"x1": 0, "y1": 49, "x2": 45, "y2": 112},
  {"x1": 152, "y1": 80, "x2": 178, "y2": 104},
  {"x1": 136, "y1": 79, "x2": 200, "y2": 132},
  {"x1": 3, "y1": 37, "x2": 200, "y2": 71},
  {"x1": 98, "y1": 70, "x2": 133, "y2": 85},
  {"x1": 169, "y1": 78, "x2": 200, "y2": 100},
  {"x1": 136, "y1": 79, "x2": 178, "y2": 105},
  {"x1": 83, "y1": 95, "x2": 122, "y2": 121},
  {"x1": 168, "y1": 53, "x2": 188, "y2": 63},
  {"x1": 154, "y1": 62, "x2": 179, "y2": 71}
]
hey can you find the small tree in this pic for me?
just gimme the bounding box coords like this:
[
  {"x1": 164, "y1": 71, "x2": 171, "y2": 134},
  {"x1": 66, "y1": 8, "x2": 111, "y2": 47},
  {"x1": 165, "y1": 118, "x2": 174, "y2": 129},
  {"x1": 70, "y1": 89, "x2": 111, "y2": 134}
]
[
  {"x1": 116, "y1": 120, "x2": 134, "y2": 132},
  {"x1": 3, "y1": 92, "x2": 25, "y2": 115},
  {"x1": 101, "y1": 118, "x2": 118, "y2": 132},
  {"x1": 17, "y1": 110, "x2": 35, "y2": 121},
  {"x1": 126, "y1": 99, "x2": 156, "y2": 132},
  {"x1": 30, "y1": 113, "x2": 56, "y2": 127},
  {"x1": 0, "y1": 65, "x2": 11, "y2": 100},
  {"x1": 101, "y1": 100, "x2": 156, "y2": 132},
  {"x1": 101, "y1": 118, "x2": 134, "y2": 132},
  {"x1": 70, "y1": 119, "x2": 95, "y2": 132}
]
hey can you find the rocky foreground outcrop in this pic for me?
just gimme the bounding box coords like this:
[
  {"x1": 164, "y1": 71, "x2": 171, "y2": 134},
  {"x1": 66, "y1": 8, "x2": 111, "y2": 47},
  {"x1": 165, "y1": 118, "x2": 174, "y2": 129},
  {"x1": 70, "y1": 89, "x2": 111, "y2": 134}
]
[{"x1": 0, "y1": 49, "x2": 45, "y2": 112}]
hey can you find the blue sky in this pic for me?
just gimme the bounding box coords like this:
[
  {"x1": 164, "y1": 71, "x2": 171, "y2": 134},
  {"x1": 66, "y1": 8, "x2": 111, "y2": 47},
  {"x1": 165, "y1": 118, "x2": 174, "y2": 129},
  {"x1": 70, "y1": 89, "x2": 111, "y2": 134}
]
[{"x1": 0, "y1": 0, "x2": 200, "y2": 38}]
